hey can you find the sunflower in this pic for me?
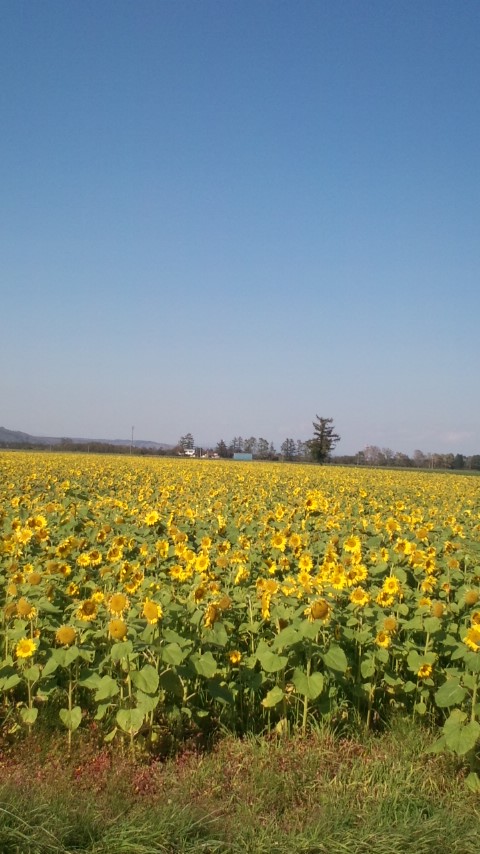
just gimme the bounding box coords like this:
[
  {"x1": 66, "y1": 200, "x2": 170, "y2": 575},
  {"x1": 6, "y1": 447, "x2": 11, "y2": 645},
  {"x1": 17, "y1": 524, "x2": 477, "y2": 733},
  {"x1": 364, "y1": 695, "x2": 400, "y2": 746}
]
[
  {"x1": 145, "y1": 510, "x2": 160, "y2": 526},
  {"x1": 298, "y1": 553, "x2": 314, "y2": 572},
  {"x1": 417, "y1": 663, "x2": 433, "y2": 680},
  {"x1": 382, "y1": 576, "x2": 402, "y2": 597},
  {"x1": 431, "y1": 601, "x2": 445, "y2": 618},
  {"x1": 350, "y1": 587, "x2": 370, "y2": 608},
  {"x1": 343, "y1": 535, "x2": 361, "y2": 553},
  {"x1": 204, "y1": 602, "x2": 220, "y2": 628},
  {"x1": 195, "y1": 554, "x2": 210, "y2": 573},
  {"x1": 374, "y1": 631, "x2": 391, "y2": 649},
  {"x1": 16, "y1": 598, "x2": 37, "y2": 620},
  {"x1": 55, "y1": 626, "x2": 77, "y2": 646},
  {"x1": 15, "y1": 637, "x2": 37, "y2": 659},
  {"x1": 229, "y1": 650, "x2": 242, "y2": 665},
  {"x1": 66, "y1": 582, "x2": 80, "y2": 597},
  {"x1": 464, "y1": 627, "x2": 480, "y2": 652},
  {"x1": 271, "y1": 532, "x2": 287, "y2": 552},
  {"x1": 288, "y1": 532, "x2": 302, "y2": 551},
  {"x1": 108, "y1": 593, "x2": 129, "y2": 615},
  {"x1": 261, "y1": 593, "x2": 271, "y2": 621},
  {"x1": 142, "y1": 598, "x2": 163, "y2": 625},
  {"x1": 155, "y1": 539, "x2": 169, "y2": 558},
  {"x1": 305, "y1": 598, "x2": 331, "y2": 623},
  {"x1": 109, "y1": 619, "x2": 128, "y2": 640},
  {"x1": 76, "y1": 599, "x2": 98, "y2": 621},
  {"x1": 383, "y1": 616, "x2": 397, "y2": 634}
]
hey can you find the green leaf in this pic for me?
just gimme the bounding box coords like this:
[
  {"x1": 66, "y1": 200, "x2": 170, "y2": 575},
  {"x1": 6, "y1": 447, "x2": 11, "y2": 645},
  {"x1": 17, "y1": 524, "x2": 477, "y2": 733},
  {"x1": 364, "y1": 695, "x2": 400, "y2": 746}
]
[
  {"x1": 272, "y1": 626, "x2": 301, "y2": 650},
  {"x1": 20, "y1": 707, "x2": 38, "y2": 725},
  {"x1": 162, "y1": 642, "x2": 186, "y2": 666},
  {"x1": 407, "y1": 650, "x2": 422, "y2": 672},
  {"x1": 192, "y1": 652, "x2": 217, "y2": 678},
  {"x1": 0, "y1": 673, "x2": 21, "y2": 691},
  {"x1": 110, "y1": 641, "x2": 134, "y2": 662},
  {"x1": 434, "y1": 679, "x2": 467, "y2": 708},
  {"x1": 207, "y1": 621, "x2": 228, "y2": 647},
  {"x1": 116, "y1": 707, "x2": 145, "y2": 735},
  {"x1": 291, "y1": 668, "x2": 324, "y2": 700},
  {"x1": 64, "y1": 645, "x2": 81, "y2": 666},
  {"x1": 52, "y1": 648, "x2": 67, "y2": 668},
  {"x1": 41, "y1": 656, "x2": 59, "y2": 678},
  {"x1": 425, "y1": 735, "x2": 446, "y2": 755},
  {"x1": 59, "y1": 706, "x2": 82, "y2": 731},
  {"x1": 22, "y1": 665, "x2": 40, "y2": 683},
  {"x1": 323, "y1": 645, "x2": 348, "y2": 674},
  {"x1": 299, "y1": 619, "x2": 324, "y2": 640},
  {"x1": 162, "y1": 629, "x2": 191, "y2": 647},
  {"x1": 257, "y1": 649, "x2": 288, "y2": 673},
  {"x1": 94, "y1": 702, "x2": 110, "y2": 720},
  {"x1": 444, "y1": 718, "x2": 480, "y2": 756},
  {"x1": 463, "y1": 652, "x2": 480, "y2": 673},
  {"x1": 78, "y1": 670, "x2": 102, "y2": 690},
  {"x1": 95, "y1": 675, "x2": 120, "y2": 702},
  {"x1": 360, "y1": 658, "x2": 375, "y2": 679},
  {"x1": 423, "y1": 616, "x2": 442, "y2": 634},
  {"x1": 261, "y1": 685, "x2": 285, "y2": 708},
  {"x1": 414, "y1": 701, "x2": 427, "y2": 716},
  {"x1": 465, "y1": 772, "x2": 480, "y2": 793},
  {"x1": 135, "y1": 691, "x2": 160, "y2": 713},
  {"x1": 160, "y1": 670, "x2": 184, "y2": 698},
  {"x1": 131, "y1": 665, "x2": 159, "y2": 694},
  {"x1": 207, "y1": 678, "x2": 235, "y2": 705},
  {"x1": 104, "y1": 727, "x2": 117, "y2": 743}
]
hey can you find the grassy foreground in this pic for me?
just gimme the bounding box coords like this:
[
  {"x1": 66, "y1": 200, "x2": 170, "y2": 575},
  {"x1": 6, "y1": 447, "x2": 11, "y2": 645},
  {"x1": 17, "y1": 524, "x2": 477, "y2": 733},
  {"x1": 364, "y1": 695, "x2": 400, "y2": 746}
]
[{"x1": 0, "y1": 721, "x2": 479, "y2": 853}]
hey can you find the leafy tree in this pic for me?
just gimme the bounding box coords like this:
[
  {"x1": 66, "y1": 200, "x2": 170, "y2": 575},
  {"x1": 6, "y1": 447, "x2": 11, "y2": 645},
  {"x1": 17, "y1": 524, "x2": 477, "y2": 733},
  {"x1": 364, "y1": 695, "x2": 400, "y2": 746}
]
[
  {"x1": 244, "y1": 437, "x2": 257, "y2": 455},
  {"x1": 256, "y1": 438, "x2": 270, "y2": 459},
  {"x1": 281, "y1": 438, "x2": 296, "y2": 460},
  {"x1": 179, "y1": 433, "x2": 194, "y2": 451},
  {"x1": 308, "y1": 416, "x2": 340, "y2": 463},
  {"x1": 296, "y1": 439, "x2": 309, "y2": 461},
  {"x1": 216, "y1": 439, "x2": 230, "y2": 458}
]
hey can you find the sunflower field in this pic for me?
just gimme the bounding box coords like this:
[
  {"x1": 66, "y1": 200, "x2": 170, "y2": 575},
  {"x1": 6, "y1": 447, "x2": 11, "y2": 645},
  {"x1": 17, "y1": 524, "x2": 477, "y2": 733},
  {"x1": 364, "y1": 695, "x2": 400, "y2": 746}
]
[{"x1": 1, "y1": 452, "x2": 480, "y2": 767}]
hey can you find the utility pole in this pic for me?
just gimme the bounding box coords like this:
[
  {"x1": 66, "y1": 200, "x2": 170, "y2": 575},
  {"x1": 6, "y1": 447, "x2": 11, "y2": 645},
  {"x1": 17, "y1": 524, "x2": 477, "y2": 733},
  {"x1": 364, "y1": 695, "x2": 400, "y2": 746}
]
[{"x1": 130, "y1": 426, "x2": 134, "y2": 454}]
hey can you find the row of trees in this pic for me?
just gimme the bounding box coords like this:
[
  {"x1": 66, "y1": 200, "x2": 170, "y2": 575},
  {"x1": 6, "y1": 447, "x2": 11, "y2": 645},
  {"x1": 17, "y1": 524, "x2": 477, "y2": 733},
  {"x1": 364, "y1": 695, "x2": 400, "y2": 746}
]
[
  {"x1": 176, "y1": 419, "x2": 480, "y2": 470},
  {"x1": 335, "y1": 446, "x2": 480, "y2": 471},
  {"x1": 7, "y1": 415, "x2": 473, "y2": 469},
  {"x1": 174, "y1": 417, "x2": 341, "y2": 463}
]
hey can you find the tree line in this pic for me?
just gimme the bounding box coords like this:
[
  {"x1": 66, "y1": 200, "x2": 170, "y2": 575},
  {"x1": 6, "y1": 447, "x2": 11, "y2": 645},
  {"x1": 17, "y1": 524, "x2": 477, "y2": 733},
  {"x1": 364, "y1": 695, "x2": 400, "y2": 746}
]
[{"x1": 2, "y1": 414, "x2": 478, "y2": 469}]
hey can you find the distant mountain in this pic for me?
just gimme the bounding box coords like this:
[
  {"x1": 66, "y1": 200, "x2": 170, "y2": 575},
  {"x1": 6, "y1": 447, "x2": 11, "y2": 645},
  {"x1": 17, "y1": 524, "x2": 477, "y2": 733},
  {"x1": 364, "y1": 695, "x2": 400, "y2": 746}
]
[{"x1": 0, "y1": 426, "x2": 173, "y2": 451}]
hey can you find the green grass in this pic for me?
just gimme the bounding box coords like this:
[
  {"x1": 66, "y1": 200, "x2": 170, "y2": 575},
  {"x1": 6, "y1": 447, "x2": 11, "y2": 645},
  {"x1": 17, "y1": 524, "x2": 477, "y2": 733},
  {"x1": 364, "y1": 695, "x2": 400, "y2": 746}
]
[{"x1": 0, "y1": 720, "x2": 479, "y2": 853}]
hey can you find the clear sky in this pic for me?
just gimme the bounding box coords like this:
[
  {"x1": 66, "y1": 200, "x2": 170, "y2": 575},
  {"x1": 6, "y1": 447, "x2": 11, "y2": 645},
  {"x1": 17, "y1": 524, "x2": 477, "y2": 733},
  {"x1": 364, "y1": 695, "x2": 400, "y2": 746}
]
[{"x1": 1, "y1": 0, "x2": 479, "y2": 455}]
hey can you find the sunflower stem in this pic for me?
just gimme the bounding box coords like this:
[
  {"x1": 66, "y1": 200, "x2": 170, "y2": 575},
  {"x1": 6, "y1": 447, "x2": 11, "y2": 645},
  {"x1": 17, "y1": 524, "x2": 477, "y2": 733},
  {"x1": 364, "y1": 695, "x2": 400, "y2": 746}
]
[
  {"x1": 67, "y1": 667, "x2": 73, "y2": 755},
  {"x1": 471, "y1": 675, "x2": 478, "y2": 724},
  {"x1": 302, "y1": 658, "x2": 311, "y2": 736}
]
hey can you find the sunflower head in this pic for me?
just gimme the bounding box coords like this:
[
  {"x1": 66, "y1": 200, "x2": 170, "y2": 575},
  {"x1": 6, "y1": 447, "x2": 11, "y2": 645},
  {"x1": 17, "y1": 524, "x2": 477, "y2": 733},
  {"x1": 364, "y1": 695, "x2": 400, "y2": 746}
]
[
  {"x1": 16, "y1": 598, "x2": 36, "y2": 620},
  {"x1": 55, "y1": 626, "x2": 77, "y2": 646},
  {"x1": 15, "y1": 637, "x2": 37, "y2": 659},
  {"x1": 109, "y1": 619, "x2": 128, "y2": 640},
  {"x1": 108, "y1": 593, "x2": 129, "y2": 616},
  {"x1": 142, "y1": 599, "x2": 163, "y2": 625}
]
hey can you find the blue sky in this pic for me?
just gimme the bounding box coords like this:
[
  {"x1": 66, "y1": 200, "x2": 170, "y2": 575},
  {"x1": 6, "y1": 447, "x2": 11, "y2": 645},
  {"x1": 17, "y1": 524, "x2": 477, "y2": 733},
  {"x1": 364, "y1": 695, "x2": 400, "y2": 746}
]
[{"x1": 1, "y1": 0, "x2": 479, "y2": 455}]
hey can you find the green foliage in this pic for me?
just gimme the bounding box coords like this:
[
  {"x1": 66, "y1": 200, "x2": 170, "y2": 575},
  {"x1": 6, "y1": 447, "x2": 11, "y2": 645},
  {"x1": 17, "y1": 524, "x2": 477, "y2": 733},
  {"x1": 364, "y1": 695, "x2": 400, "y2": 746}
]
[{"x1": 308, "y1": 415, "x2": 340, "y2": 462}]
